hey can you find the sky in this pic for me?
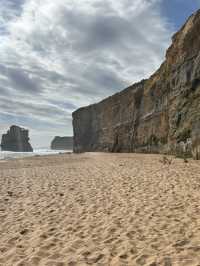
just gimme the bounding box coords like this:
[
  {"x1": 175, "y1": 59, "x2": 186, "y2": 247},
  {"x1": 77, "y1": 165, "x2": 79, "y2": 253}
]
[{"x1": 0, "y1": 0, "x2": 199, "y2": 148}]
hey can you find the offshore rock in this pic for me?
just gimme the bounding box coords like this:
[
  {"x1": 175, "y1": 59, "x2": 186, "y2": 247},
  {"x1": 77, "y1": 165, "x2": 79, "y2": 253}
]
[
  {"x1": 1, "y1": 125, "x2": 33, "y2": 152},
  {"x1": 51, "y1": 136, "x2": 73, "y2": 150},
  {"x1": 73, "y1": 10, "x2": 200, "y2": 159}
]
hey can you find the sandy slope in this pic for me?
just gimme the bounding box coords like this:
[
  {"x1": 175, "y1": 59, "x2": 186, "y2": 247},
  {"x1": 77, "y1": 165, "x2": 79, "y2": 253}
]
[{"x1": 0, "y1": 153, "x2": 200, "y2": 266}]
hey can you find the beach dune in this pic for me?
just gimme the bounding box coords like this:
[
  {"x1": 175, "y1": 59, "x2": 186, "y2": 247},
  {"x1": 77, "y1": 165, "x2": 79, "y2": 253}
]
[{"x1": 0, "y1": 153, "x2": 200, "y2": 265}]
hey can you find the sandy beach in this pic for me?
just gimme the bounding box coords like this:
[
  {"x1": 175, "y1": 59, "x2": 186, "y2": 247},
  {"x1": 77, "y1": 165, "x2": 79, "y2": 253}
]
[{"x1": 0, "y1": 153, "x2": 200, "y2": 266}]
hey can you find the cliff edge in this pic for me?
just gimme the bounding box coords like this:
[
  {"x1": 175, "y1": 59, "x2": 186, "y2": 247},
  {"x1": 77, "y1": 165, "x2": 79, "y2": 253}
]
[{"x1": 73, "y1": 10, "x2": 200, "y2": 159}]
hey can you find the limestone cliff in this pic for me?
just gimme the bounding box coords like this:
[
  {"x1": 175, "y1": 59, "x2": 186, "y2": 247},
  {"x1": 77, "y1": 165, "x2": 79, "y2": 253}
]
[
  {"x1": 51, "y1": 136, "x2": 73, "y2": 150},
  {"x1": 1, "y1": 125, "x2": 33, "y2": 152},
  {"x1": 73, "y1": 10, "x2": 200, "y2": 158}
]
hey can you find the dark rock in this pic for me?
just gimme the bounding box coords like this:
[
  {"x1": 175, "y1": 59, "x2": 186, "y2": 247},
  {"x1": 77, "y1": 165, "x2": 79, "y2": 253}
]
[
  {"x1": 191, "y1": 122, "x2": 200, "y2": 159},
  {"x1": 73, "y1": 10, "x2": 200, "y2": 159},
  {"x1": 51, "y1": 136, "x2": 73, "y2": 150},
  {"x1": 1, "y1": 125, "x2": 33, "y2": 152}
]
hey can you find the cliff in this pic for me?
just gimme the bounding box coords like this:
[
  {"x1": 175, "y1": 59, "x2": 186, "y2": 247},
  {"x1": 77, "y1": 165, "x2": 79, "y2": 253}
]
[
  {"x1": 73, "y1": 10, "x2": 200, "y2": 159},
  {"x1": 51, "y1": 136, "x2": 73, "y2": 150},
  {"x1": 1, "y1": 125, "x2": 33, "y2": 152}
]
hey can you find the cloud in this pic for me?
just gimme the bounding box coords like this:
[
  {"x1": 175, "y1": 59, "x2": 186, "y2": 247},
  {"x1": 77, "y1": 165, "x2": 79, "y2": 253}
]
[
  {"x1": 0, "y1": 64, "x2": 43, "y2": 94},
  {"x1": 0, "y1": 0, "x2": 172, "y2": 147}
]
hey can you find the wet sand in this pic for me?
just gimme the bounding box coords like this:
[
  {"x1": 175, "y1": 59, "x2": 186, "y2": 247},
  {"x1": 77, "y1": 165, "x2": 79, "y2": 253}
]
[{"x1": 0, "y1": 152, "x2": 200, "y2": 266}]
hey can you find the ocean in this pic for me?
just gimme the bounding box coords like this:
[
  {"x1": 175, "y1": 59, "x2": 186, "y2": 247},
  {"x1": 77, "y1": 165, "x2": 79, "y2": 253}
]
[{"x1": 0, "y1": 149, "x2": 72, "y2": 160}]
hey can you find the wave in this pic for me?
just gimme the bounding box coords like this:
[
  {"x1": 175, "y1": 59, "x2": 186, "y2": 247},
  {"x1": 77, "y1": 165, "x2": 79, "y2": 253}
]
[{"x1": 0, "y1": 149, "x2": 72, "y2": 160}]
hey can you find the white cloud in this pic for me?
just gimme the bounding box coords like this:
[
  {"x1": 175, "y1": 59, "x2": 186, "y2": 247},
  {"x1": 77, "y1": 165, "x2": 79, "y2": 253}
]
[{"x1": 0, "y1": 0, "x2": 172, "y2": 147}]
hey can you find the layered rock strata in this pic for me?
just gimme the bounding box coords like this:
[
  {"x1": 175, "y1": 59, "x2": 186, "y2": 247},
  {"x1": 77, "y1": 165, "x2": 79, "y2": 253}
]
[
  {"x1": 73, "y1": 10, "x2": 200, "y2": 158},
  {"x1": 1, "y1": 125, "x2": 33, "y2": 152}
]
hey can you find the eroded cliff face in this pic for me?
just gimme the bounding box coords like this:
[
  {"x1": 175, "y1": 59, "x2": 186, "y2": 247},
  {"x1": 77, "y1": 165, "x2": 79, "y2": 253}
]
[
  {"x1": 51, "y1": 136, "x2": 73, "y2": 150},
  {"x1": 73, "y1": 10, "x2": 200, "y2": 158},
  {"x1": 1, "y1": 125, "x2": 33, "y2": 152}
]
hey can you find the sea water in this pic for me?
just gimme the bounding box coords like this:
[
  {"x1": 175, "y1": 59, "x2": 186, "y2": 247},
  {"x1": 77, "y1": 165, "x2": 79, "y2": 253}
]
[{"x1": 0, "y1": 149, "x2": 72, "y2": 160}]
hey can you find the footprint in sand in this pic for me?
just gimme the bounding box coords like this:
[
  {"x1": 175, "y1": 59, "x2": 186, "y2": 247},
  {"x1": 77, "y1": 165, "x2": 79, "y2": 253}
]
[
  {"x1": 28, "y1": 256, "x2": 41, "y2": 264},
  {"x1": 86, "y1": 253, "x2": 105, "y2": 264}
]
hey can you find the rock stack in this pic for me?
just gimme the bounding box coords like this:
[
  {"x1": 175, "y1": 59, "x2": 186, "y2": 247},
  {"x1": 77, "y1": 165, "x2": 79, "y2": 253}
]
[
  {"x1": 1, "y1": 125, "x2": 33, "y2": 152},
  {"x1": 51, "y1": 136, "x2": 73, "y2": 150}
]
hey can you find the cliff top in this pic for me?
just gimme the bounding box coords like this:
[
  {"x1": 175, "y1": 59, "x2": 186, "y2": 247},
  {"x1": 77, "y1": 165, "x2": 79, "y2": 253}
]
[
  {"x1": 8, "y1": 125, "x2": 28, "y2": 131},
  {"x1": 73, "y1": 79, "x2": 146, "y2": 115},
  {"x1": 166, "y1": 9, "x2": 200, "y2": 65},
  {"x1": 73, "y1": 9, "x2": 200, "y2": 116}
]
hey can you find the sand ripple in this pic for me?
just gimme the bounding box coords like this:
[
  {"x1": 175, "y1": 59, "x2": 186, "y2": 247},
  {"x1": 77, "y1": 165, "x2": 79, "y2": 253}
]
[{"x1": 0, "y1": 153, "x2": 200, "y2": 265}]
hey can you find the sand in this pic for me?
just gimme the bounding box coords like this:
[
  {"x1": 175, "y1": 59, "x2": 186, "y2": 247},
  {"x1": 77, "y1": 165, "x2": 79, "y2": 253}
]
[{"x1": 0, "y1": 152, "x2": 200, "y2": 266}]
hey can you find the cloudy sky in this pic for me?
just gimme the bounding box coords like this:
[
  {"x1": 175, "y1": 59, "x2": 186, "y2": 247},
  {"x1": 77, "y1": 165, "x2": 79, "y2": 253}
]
[{"x1": 0, "y1": 0, "x2": 199, "y2": 148}]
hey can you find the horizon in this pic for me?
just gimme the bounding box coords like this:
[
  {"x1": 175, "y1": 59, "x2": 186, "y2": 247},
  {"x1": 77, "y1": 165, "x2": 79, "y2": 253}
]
[{"x1": 0, "y1": 0, "x2": 200, "y2": 148}]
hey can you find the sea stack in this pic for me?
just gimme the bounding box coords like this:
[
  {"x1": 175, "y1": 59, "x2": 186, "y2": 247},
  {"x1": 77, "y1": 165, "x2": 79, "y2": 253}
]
[
  {"x1": 51, "y1": 136, "x2": 73, "y2": 150},
  {"x1": 73, "y1": 10, "x2": 200, "y2": 159},
  {"x1": 1, "y1": 125, "x2": 33, "y2": 152}
]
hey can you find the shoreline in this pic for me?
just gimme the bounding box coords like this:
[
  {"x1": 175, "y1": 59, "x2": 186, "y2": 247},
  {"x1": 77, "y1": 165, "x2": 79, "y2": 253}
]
[{"x1": 0, "y1": 150, "x2": 73, "y2": 162}]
